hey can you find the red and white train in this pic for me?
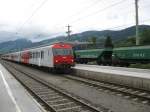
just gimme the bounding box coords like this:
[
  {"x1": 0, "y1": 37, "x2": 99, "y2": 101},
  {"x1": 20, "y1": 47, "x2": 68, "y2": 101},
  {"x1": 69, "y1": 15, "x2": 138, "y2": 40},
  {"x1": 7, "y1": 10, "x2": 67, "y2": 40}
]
[{"x1": 2, "y1": 42, "x2": 75, "y2": 71}]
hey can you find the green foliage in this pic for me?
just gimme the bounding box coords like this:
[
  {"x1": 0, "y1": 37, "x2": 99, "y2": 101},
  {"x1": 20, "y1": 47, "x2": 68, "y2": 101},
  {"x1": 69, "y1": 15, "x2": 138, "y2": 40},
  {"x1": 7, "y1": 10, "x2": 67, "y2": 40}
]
[
  {"x1": 91, "y1": 36, "x2": 97, "y2": 46},
  {"x1": 87, "y1": 36, "x2": 97, "y2": 48},
  {"x1": 129, "y1": 63, "x2": 150, "y2": 69},
  {"x1": 140, "y1": 29, "x2": 150, "y2": 45},
  {"x1": 104, "y1": 36, "x2": 113, "y2": 48},
  {"x1": 127, "y1": 36, "x2": 136, "y2": 44},
  {"x1": 114, "y1": 36, "x2": 135, "y2": 47}
]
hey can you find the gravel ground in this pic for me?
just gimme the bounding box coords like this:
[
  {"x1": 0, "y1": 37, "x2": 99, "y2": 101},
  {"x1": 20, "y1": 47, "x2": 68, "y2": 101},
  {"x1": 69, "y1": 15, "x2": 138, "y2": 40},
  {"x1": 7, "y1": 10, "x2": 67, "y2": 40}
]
[{"x1": 3, "y1": 61, "x2": 150, "y2": 112}]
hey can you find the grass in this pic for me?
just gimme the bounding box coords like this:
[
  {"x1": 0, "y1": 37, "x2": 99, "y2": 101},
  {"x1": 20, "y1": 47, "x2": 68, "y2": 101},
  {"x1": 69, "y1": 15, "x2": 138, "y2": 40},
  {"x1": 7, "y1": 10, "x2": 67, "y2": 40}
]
[{"x1": 129, "y1": 63, "x2": 150, "y2": 69}]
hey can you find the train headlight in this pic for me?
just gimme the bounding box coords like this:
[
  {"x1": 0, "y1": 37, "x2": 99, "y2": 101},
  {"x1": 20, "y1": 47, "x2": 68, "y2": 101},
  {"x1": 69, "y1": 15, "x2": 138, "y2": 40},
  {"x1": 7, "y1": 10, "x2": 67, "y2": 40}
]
[
  {"x1": 71, "y1": 59, "x2": 74, "y2": 62},
  {"x1": 55, "y1": 60, "x2": 58, "y2": 62}
]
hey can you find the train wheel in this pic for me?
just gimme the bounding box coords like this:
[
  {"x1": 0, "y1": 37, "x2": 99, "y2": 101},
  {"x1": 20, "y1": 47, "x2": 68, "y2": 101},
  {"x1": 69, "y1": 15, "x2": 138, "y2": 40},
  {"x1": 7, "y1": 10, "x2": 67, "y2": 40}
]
[
  {"x1": 125, "y1": 63, "x2": 130, "y2": 67},
  {"x1": 96, "y1": 60, "x2": 101, "y2": 65},
  {"x1": 84, "y1": 61, "x2": 88, "y2": 64}
]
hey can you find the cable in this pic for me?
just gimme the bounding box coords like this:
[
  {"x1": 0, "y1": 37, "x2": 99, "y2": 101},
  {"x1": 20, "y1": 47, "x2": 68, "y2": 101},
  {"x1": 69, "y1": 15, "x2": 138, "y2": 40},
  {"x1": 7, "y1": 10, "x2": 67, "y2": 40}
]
[
  {"x1": 45, "y1": 0, "x2": 104, "y2": 34},
  {"x1": 71, "y1": 0, "x2": 150, "y2": 32},
  {"x1": 65, "y1": 0, "x2": 103, "y2": 21},
  {"x1": 16, "y1": 0, "x2": 150, "y2": 40},
  {"x1": 69, "y1": 0, "x2": 127, "y2": 24},
  {"x1": 17, "y1": 0, "x2": 48, "y2": 33},
  {"x1": 46, "y1": 0, "x2": 129, "y2": 36},
  {"x1": 37, "y1": 18, "x2": 150, "y2": 40},
  {"x1": 97, "y1": 18, "x2": 150, "y2": 31}
]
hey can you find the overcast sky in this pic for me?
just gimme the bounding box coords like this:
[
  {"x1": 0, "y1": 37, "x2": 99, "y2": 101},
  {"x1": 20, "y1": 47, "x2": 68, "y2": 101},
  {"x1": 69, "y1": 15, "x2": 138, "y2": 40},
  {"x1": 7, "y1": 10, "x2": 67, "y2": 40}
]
[{"x1": 0, "y1": 0, "x2": 150, "y2": 42}]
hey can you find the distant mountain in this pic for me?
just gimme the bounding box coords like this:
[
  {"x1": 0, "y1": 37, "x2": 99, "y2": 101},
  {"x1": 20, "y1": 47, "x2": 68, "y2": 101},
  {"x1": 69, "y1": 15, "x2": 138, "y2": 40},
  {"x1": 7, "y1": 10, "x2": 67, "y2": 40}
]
[
  {"x1": 0, "y1": 39, "x2": 32, "y2": 53},
  {"x1": 36, "y1": 25, "x2": 150, "y2": 44},
  {"x1": 0, "y1": 25, "x2": 150, "y2": 54}
]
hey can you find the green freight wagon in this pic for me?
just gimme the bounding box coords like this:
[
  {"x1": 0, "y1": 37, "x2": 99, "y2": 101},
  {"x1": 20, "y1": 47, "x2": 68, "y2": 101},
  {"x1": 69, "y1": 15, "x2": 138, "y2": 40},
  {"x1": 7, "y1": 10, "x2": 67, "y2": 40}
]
[
  {"x1": 112, "y1": 45, "x2": 150, "y2": 66},
  {"x1": 75, "y1": 48, "x2": 112, "y2": 65}
]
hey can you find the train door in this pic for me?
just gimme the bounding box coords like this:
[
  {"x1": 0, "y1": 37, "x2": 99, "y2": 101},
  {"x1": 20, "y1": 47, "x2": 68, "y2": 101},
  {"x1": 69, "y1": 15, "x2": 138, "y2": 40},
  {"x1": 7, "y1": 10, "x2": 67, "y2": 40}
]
[
  {"x1": 43, "y1": 47, "x2": 53, "y2": 67},
  {"x1": 44, "y1": 48, "x2": 49, "y2": 67},
  {"x1": 38, "y1": 51, "x2": 41, "y2": 66},
  {"x1": 32, "y1": 50, "x2": 36, "y2": 65},
  {"x1": 18, "y1": 52, "x2": 21, "y2": 62},
  {"x1": 29, "y1": 50, "x2": 33, "y2": 65},
  {"x1": 48, "y1": 47, "x2": 53, "y2": 67}
]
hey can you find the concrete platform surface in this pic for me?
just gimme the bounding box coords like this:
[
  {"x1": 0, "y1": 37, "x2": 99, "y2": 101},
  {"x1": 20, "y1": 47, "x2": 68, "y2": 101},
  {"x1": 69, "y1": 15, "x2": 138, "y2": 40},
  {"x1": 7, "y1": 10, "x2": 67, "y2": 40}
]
[
  {"x1": 75, "y1": 64, "x2": 150, "y2": 79},
  {"x1": 73, "y1": 64, "x2": 150, "y2": 91},
  {"x1": 0, "y1": 63, "x2": 45, "y2": 112}
]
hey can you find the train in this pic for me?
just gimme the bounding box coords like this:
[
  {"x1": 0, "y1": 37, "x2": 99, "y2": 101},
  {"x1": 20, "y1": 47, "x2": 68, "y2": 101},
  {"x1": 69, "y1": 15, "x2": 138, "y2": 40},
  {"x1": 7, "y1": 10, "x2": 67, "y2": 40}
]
[
  {"x1": 2, "y1": 42, "x2": 75, "y2": 72},
  {"x1": 74, "y1": 45, "x2": 150, "y2": 66}
]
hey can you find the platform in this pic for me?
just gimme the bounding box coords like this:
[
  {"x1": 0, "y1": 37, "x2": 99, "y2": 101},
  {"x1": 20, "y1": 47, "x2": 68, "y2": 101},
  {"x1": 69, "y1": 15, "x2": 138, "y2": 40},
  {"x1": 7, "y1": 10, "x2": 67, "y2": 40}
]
[
  {"x1": 73, "y1": 64, "x2": 150, "y2": 91},
  {"x1": 0, "y1": 63, "x2": 45, "y2": 112}
]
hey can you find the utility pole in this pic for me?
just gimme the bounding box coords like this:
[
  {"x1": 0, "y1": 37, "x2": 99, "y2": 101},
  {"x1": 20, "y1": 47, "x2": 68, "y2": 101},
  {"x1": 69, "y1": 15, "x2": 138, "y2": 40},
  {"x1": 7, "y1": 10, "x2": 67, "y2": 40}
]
[
  {"x1": 66, "y1": 24, "x2": 72, "y2": 41},
  {"x1": 135, "y1": 0, "x2": 140, "y2": 45}
]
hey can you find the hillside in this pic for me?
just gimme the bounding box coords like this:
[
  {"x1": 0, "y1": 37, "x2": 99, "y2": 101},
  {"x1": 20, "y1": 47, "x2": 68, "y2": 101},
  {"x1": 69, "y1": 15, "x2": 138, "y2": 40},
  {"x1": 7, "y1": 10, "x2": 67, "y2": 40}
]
[
  {"x1": 0, "y1": 25, "x2": 150, "y2": 53},
  {"x1": 37, "y1": 25, "x2": 150, "y2": 44},
  {"x1": 0, "y1": 39, "x2": 32, "y2": 53}
]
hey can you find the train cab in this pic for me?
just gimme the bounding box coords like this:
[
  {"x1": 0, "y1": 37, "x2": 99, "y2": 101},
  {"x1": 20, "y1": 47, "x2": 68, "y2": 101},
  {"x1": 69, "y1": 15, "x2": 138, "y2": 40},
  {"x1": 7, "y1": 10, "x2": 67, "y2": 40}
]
[{"x1": 52, "y1": 43, "x2": 75, "y2": 69}]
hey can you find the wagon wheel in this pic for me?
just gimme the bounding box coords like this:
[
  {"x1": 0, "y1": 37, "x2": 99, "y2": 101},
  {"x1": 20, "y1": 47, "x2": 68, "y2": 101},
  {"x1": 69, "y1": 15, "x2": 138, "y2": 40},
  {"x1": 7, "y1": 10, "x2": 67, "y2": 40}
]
[{"x1": 96, "y1": 59, "x2": 101, "y2": 65}]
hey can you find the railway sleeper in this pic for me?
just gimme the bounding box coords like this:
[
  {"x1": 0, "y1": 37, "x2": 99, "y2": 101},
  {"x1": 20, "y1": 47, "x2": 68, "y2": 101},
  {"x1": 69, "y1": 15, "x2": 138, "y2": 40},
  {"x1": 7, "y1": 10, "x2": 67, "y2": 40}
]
[
  {"x1": 39, "y1": 93, "x2": 59, "y2": 97},
  {"x1": 56, "y1": 106, "x2": 82, "y2": 112},
  {"x1": 36, "y1": 91, "x2": 56, "y2": 95},
  {"x1": 52, "y1": 102, "x2": 78, "y2": 110},
  {"x1": 47, "y1": 99, "x2": 71, "y2": 105},
  {"x1": 33, "y1": 89, "x2": 54, "y2": 93},
  {"x1": 41, "y1": 94, "x2": 61, "y2": 98},
  {"x1": 42, "y1": 96, "x2": 63, "y2": 101}
]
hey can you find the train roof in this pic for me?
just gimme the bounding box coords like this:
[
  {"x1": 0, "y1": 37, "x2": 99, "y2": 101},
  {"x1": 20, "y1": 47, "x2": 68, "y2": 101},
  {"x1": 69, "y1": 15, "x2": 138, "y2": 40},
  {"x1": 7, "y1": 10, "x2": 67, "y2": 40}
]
[
  {"x1": 3, "y1": 42, "x2": 72, "y2": 55},
  {"x1": 75, "y1": 47, "x2": 112, "y2": 52},
  {"x1": 114, "y1": 45, "x2": 150, "y2": 50}
]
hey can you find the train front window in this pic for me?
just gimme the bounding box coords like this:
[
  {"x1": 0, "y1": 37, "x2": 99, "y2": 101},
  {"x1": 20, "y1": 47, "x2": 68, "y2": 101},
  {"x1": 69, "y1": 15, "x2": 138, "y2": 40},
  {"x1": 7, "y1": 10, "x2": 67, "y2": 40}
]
[{"x1": 53, "y1": 48, "x2": 73, "y2": 56}]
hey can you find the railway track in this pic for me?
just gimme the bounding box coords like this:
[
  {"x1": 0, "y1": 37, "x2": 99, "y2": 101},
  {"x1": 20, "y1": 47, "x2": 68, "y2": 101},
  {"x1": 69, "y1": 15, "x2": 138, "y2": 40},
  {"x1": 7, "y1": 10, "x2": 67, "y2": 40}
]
[
  {"x1": 64, "y1": 75, "x2": 150, "y2": 104},
  {"x1": 2, "y1": 62, "x2": 110, "y2": 112}
]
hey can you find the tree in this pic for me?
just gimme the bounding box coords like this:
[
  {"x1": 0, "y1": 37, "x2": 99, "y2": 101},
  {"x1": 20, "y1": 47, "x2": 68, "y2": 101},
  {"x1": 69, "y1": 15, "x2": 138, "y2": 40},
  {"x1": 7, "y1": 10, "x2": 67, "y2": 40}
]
[
  {"x1": 91, "y1": 36, "x2": 97, "y2": 46},
  {"x1": 140, "y1": 29, "x2": 150, "y2": 45},
  {"x1": 127, "y1": 37, "x2": 135, "y2": 44},
  {"x1": 87, "y1": 36, "x2": 97, "y2": 48},
  {"x1": 92, "y1": 37, "x2": 97, "y2": 44},
  {"x1": 104, "y1": 36, "x2": 113, "y2": 48}
]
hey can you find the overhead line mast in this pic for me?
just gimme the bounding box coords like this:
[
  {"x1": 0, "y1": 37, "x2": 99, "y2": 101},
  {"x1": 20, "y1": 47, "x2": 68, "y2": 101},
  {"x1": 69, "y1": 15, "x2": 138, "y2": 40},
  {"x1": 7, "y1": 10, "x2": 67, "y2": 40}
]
[
  {"x1": 135, "y1": 0, "x2": 140, "y2": 45},
  {"x1": 66, "y1": 25, "x2": 72, "y2": 41}
]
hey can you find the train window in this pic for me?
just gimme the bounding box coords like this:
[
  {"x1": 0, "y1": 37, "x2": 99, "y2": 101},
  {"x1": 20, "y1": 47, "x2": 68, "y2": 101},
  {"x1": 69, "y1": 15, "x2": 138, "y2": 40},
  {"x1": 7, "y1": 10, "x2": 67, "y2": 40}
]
[
  {"x1": 36, "y1": 52, "x2": 38, "y2": 58},
  {"x1": 35, "y1": 52, "x2": 37, "y2": 58},
  {"x1": 30, "y1": 52, "x2": 32, "y2": 58},
  {"x1": 41, "y1": 51, "x2": 42, "y2": 58},
  {"x1": 48, "y1": 50, "x2": 49, "y2": 56},
  {"x1": 33, "y1": 52, "x2": 35, "y2": 58},
  {"x1": 31, "y1": 52, "x2": 33, "y2": 58},
  {"x1": 34, "y1": 52, "x2": 36, "y2": 58},
  {"x1": 32, "y1": 53, "x2": 34, "y2": 58},
  {"x1": 53, "y1": 48, "x2": 73, "y2": 56},
  {"x1": 38, "y1": 52, "x2": 40, "y2": 58},
  {"x1": 41, "y1": 51, "x2": 44, "y2": 59}
]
